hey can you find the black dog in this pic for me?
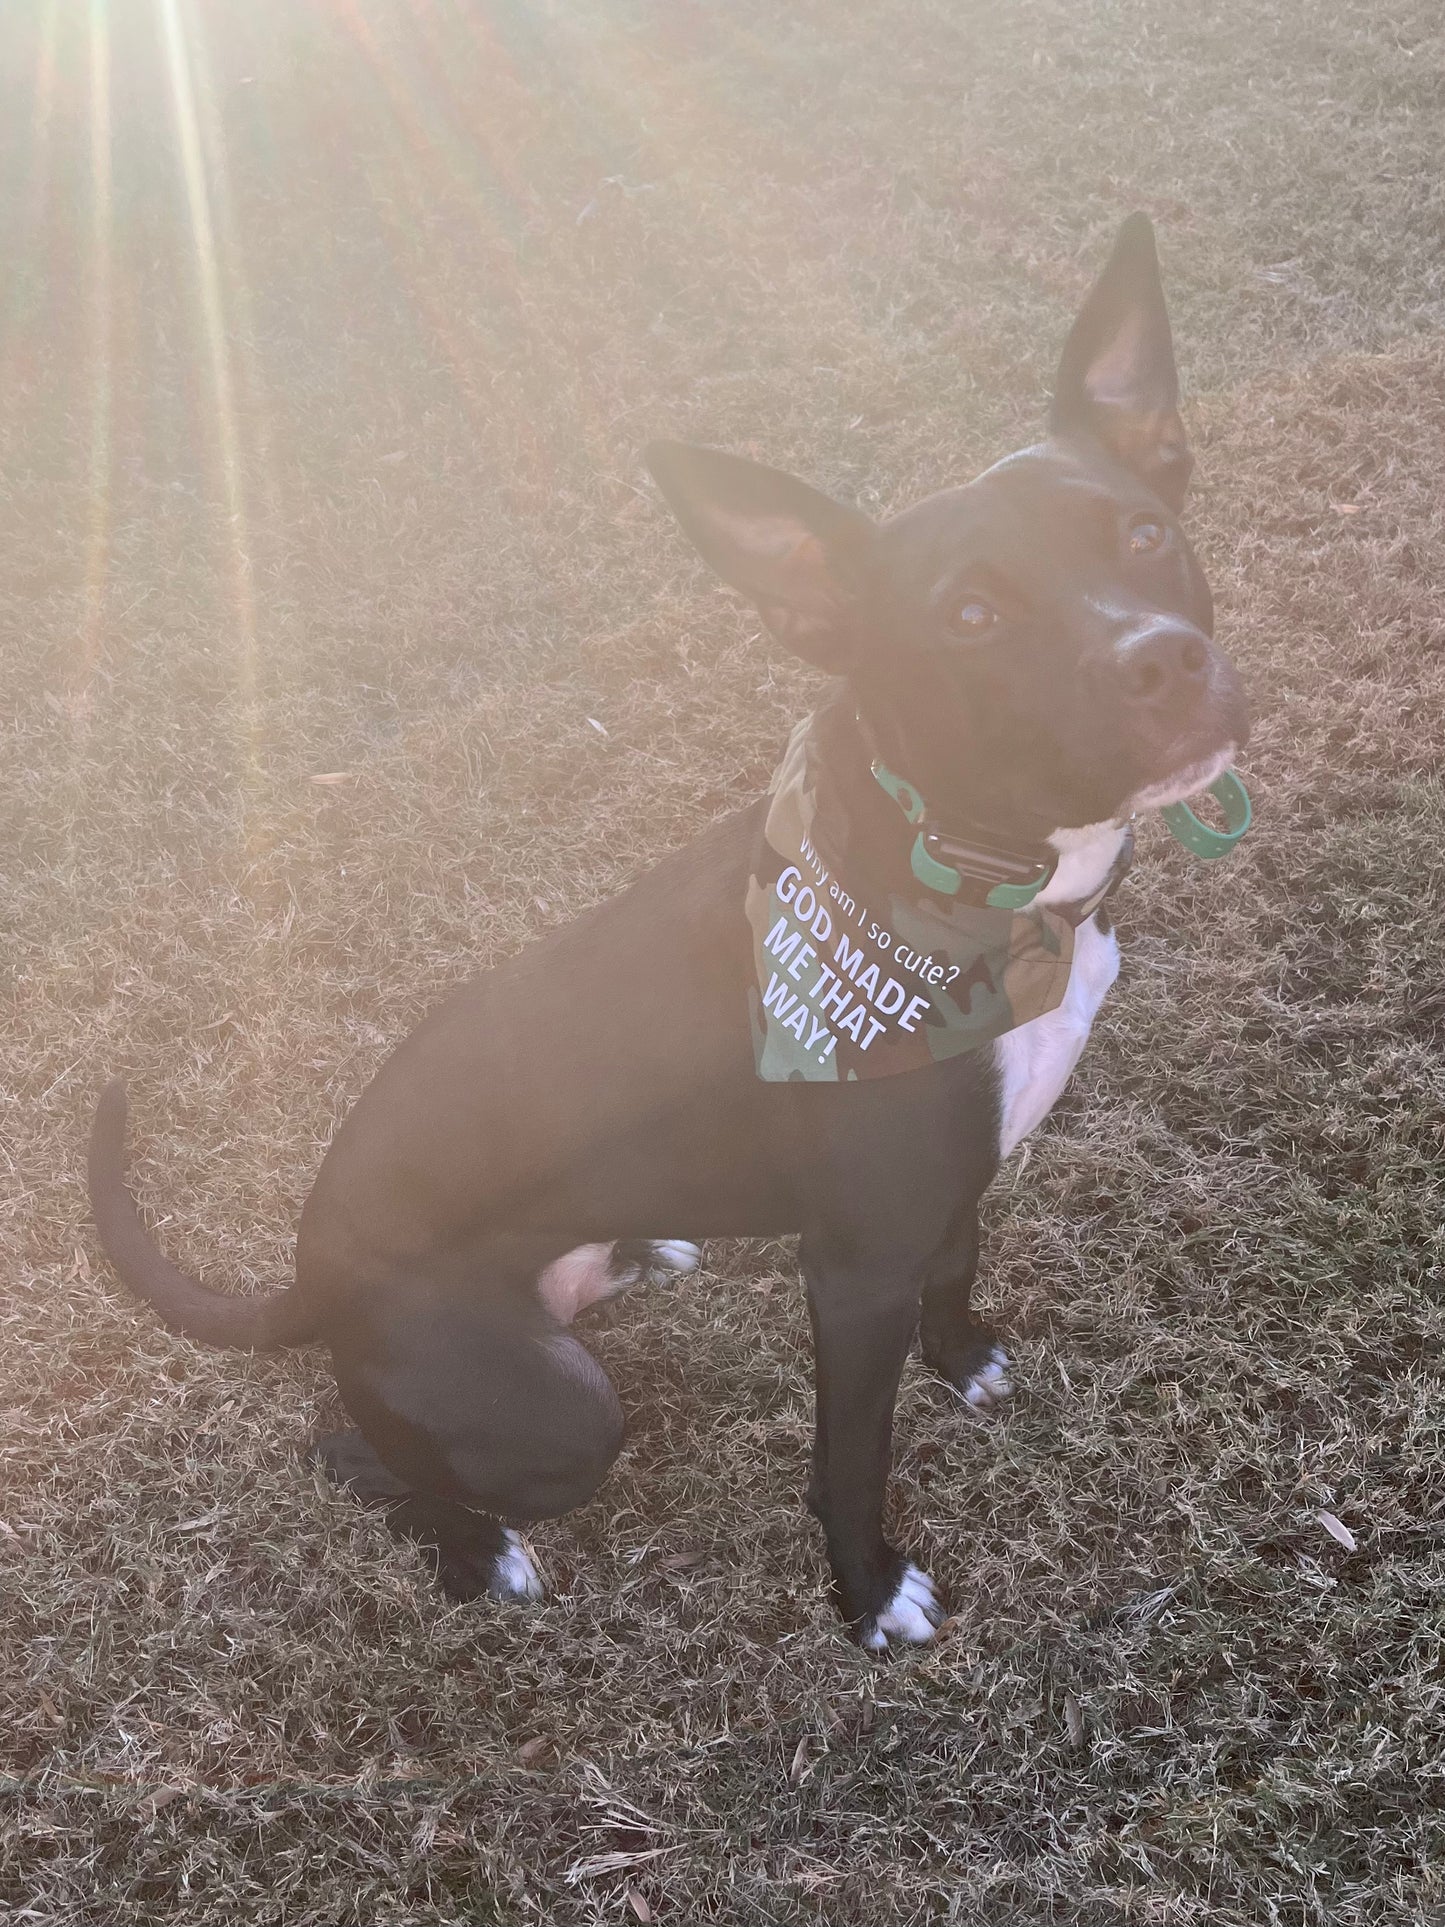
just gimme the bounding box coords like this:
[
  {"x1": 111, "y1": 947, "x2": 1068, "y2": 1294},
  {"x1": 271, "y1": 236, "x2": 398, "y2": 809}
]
[{"x1": 89, "y1": 216, "x2": 1248, "y2": 1649}]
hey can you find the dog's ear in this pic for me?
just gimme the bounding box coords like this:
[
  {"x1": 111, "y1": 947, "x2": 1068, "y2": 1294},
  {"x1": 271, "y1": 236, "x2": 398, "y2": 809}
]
[
  {"x1": 645, "y1": 440, "x2": 875, "y2": 669},
  {"x1": 1049, "y1": 213, "x2": 1193, "y2": 511}
]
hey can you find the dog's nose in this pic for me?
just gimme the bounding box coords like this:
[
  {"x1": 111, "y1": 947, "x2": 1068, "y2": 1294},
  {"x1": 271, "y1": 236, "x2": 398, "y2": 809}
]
[{"x1": 1112, "y1": 620, "x2": 1211, "y2": 707}]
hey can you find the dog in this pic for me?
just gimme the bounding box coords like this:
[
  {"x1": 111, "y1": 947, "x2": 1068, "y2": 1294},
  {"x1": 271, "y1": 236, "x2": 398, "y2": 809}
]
[{"x1": 88, "y1": 215, "x2": 1248, "y2": 1649}]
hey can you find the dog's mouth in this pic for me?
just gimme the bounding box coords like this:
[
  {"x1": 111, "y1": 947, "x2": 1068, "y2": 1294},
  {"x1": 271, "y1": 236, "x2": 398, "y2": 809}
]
[{"x1": 1121, "y1": 740, "x2": 1239, "y2": 816}]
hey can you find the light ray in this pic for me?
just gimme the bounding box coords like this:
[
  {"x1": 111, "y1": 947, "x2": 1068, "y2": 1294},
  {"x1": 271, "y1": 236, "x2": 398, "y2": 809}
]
[
  {"x1": 319, "y1": 0, "x2": 807, "y2": 482},
  {"x1": 322, "y1": 0, "x2": 626, "y2": 475},
  {"x1": 22, "y1": 0, "x2": 60, "y2": 277},
  {"x1": 325, "y1": 0, "x2": 539, "y2": 445},
  {"x1": 74, "y1": 0, "x2": 113, "y2": 728},
  {"x1": 185, "y1": 0, "x2": 284, "y2": 576},
  {"x1": 155, "y1": 0, "x2": 260, "y2": 803},
  {"x1": 0, "y1": 0, "x2": 59, "y2": 395}
]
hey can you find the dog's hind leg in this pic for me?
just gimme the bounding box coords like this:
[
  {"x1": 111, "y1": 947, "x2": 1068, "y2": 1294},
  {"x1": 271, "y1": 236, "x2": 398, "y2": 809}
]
[
  {"x1": 312, "y1": 1428, "x2": 545, "y2": 1599},
  {"x1": 318, "y1": 1259, "x2": 627, "y2": 1603}
]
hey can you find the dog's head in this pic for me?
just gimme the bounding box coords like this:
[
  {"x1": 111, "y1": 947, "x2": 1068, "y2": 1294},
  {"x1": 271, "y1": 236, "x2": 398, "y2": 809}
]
[{"x1": 647, "y1": 215, "x2": 1248, "y2": 840}]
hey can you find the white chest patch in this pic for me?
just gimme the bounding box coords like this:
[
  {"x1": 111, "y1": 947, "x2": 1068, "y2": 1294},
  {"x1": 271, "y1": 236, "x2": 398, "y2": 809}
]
[
  {"x1": 991, "y1": 915, "x2": 1119, "y2": 1158},
  {"x1": 988, "y1": 820, "x2": 1125, "y2": 1160}
]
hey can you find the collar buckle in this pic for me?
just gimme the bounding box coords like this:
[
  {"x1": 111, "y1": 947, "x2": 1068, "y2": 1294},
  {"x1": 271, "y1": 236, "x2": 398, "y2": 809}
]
[
  {"x1": 919, "y1": 829, "x2": 1057, "y2": 909},
  {"x1": 871, "y1": 756, "x2": 1055, "y2": 908}
]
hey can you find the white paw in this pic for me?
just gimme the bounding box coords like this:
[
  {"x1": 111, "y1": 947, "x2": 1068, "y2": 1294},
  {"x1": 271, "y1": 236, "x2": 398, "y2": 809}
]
[
  {"x1": 645, "y1": 1239, "x2": 702, "y2": 1276},
  {"x1": 960, "y1": 1346, "x2": 1013, "y2": 1410},
  {"x1": 490, "y1": 1529, "x2": 544, "y2": 1602},
  {"x1": 860, "y1": 1564, "x2": 942, "y2": 1650}
]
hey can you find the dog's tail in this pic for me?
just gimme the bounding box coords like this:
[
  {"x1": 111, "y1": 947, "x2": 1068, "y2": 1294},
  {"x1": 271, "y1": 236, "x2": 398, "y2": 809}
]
[{"x1": 87, "y1": 1079, "x2": 320, "y2": 1352}]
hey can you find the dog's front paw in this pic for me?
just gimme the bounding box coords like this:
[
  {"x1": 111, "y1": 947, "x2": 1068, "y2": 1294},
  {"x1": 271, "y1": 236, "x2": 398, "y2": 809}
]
[
  {"x1": 488, "y1": 1529, "x2": 545, "y2": 1603},
  {"x1": 924, "y1": 1319, "x2": 1014, "y2": 1411},
  {"x1": 856, "y1": 1562, "x2": 944, "y2": 1652},
  {"x1": 954, "y1": 1344, "x2": 1013, "y2": 1410}
]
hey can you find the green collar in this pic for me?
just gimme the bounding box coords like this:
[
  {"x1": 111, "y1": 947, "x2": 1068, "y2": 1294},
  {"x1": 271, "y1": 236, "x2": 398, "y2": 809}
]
[
  {"x1": 1159, "y1": 771, "x2": 1252, "y2": 855},
  {"x1": 871, "y1": 759, "x2": 1252, "y2": 903},
  {"x1": 869, "y1": 760, "x2": 1054, "y2": 908}
]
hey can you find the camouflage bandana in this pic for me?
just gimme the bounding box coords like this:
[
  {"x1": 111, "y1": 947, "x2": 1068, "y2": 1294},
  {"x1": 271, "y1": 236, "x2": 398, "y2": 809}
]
[{"x1": 746, "y1": 713, "x2": 1123, "y2": 1083}]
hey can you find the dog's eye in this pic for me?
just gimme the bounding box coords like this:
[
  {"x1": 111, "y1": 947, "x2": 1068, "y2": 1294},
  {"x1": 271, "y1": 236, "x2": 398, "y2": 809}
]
[
  {"x1": 952, "y1": 597, "x2": 997, "y2": 634},
  {"x1": 1128, "y1": 519, "x2": 1167, "y2": 556}
]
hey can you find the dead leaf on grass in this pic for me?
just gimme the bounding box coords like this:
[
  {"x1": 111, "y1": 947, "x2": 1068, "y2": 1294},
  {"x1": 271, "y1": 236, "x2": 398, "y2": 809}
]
[
  {"x1": 1064, "y1": 1692, "x2": 1085, "y2": 1748},
  {"x1": 308, "y1": 771, "x2": 356, "y2": 785},
  {"x1": 626, "y1": 1891, "x2": 653, "y2": 1922},
  {"x1": 175, "y1": 1508, "x2": 223, "y2": 1533},
  {"x1": 1318, "y1": 1510, "x2": 1358, "y2": 1551},
  {"x1": 565, "y1": 1846, "x2": 674, "y2": 1882}
]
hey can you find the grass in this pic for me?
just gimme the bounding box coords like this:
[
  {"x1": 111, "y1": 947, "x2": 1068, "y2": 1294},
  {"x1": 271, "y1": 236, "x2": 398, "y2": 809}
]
[{"x1": 2, "y1": 0, "x2": 1444, "y2": 1920}]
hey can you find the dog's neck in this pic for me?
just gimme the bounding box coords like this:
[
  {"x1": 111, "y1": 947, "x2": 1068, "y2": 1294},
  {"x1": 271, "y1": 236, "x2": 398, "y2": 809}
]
[{"x1": 809, "y1": 693, "x2": 1129, "y2": 915}]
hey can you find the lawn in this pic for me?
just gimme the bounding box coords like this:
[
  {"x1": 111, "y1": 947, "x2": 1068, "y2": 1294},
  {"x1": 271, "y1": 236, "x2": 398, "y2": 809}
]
[{"x1": 2, "y1": 0, "x2": 1444, "y2": 1921}]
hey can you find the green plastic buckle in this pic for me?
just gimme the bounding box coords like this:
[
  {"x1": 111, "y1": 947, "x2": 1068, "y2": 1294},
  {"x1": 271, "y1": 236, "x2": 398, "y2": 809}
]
[
  {"x1": 871, "y1": 761, "x2": 1051, "y2": 909},
  {"x1": 1159, "y1": 771, "x2": 1253, "y2": 859}
]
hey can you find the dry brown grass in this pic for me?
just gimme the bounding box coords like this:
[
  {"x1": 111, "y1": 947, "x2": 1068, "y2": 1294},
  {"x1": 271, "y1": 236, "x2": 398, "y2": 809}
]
[{"x1": 3, "y1": 1, "x2": 1445, "y2": 1921}]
